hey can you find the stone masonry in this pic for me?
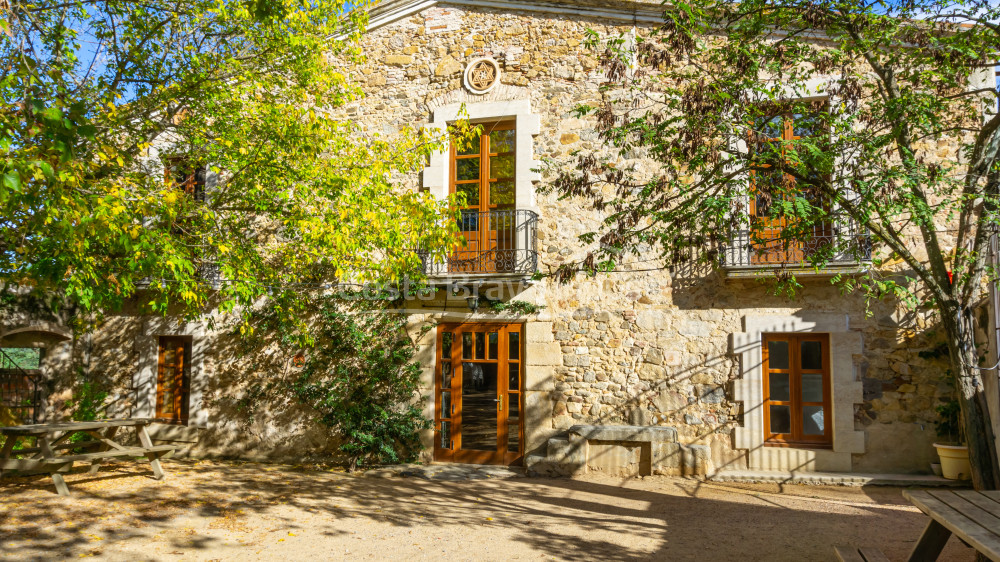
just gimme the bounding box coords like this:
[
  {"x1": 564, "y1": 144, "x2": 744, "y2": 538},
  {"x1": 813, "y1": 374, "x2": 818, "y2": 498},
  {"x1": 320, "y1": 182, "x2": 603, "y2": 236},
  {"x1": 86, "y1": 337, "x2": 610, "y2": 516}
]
[
  {"x1": 1, "y1": 1, "x2": 968, "y2": 475},
  {"x1": 348, "y1": 3, "x2": 959, "y2": 474}
]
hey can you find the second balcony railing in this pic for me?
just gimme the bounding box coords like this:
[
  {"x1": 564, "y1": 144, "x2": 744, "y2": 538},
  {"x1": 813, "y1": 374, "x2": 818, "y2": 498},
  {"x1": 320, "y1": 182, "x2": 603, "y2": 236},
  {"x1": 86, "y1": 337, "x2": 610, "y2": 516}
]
[{"x1": 722, "y1": 223, "x2": 872, "y2": 268}]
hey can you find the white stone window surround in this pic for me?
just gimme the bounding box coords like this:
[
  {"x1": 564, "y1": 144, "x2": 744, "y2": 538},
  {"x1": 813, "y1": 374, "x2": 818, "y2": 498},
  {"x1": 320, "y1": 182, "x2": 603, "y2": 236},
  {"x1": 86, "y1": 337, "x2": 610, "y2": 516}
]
[
  {"x1": 422, "y1": 97, "x2": 541, "y2": 211},
  {"x1": 133, "y1": 318, "x2": 208, "y2": 428},
  {"x1": 730, "y1": 313, "x2": 865, "y2": 472}
]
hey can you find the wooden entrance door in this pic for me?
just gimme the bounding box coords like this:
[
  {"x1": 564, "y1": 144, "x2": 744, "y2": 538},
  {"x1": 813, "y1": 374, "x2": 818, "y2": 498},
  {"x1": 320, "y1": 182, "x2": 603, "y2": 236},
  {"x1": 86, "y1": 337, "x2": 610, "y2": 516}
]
[
  {"x1": 156, "y1": 337, "x2": 190, "y2": 423},
  {"x1": 450, "y1": 122, "x2": 517, "y2": 273},
  {"x1": 434, "y1": 323, "x2": 523, "y2": 465}
]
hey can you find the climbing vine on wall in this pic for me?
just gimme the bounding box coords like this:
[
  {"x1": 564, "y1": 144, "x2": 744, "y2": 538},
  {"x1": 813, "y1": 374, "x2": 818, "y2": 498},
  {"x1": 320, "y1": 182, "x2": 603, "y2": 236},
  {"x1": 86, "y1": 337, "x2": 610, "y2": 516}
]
[{"x1": 485, "y1": 299, "x2": 545, "y2": 315}]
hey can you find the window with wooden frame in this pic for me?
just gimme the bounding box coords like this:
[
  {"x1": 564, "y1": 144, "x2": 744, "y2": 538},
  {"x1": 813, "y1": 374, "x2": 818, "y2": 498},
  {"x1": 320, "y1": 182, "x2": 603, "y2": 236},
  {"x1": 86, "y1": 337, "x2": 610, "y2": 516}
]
[
  {"x1": 164, "y1": 156, "x2": 206, "y2": 202},
  {"x1": 749, "y1": 107, "x2": 832, "y2": 265},
  {"x1": 156, "y1": 336, "x2": 191, "y2": 424},
  {"x1": 449, "y1": 121, "x2": 517, "y2": 273},
  {"x1": 452, "y1": 121, "x2": 516, "y2": 213},
  {"x1": 762, "y1": 333, "x2": 831, "y2": 447}
]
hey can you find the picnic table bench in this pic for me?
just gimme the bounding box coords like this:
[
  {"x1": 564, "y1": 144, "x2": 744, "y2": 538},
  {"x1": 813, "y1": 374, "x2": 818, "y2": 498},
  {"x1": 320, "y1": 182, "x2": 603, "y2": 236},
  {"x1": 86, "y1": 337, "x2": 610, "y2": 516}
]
[
  {"x1": 834, "y1": 546, "x2": 890, "y2": 562},
  {"x1": 903, "y1": 489, "x2": 1000, "y2": 562},
  {"x1": 0, "y1": 419, "x2": 175, "y2": 496}
]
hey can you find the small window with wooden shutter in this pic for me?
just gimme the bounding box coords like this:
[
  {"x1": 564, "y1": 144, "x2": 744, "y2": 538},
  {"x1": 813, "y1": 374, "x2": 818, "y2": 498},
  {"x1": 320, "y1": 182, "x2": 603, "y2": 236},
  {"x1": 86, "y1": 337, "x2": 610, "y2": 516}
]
[
  {"x1": 762, "y1": 333, "x2": 832, "y2": 447},
  {"x1": 156, "y1": 336, "x2": 191, "y2": 424}
]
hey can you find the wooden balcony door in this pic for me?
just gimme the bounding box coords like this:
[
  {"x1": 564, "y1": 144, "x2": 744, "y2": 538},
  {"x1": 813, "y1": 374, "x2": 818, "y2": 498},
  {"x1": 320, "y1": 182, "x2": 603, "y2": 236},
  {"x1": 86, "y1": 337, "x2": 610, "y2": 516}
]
[
  {"x1": 434, "y1": 324, "x2": 523, "y2": 465},
  {"x1": 749, "y1": 111, "x2": 833, "y2": 264},
  {"x1": 450, "y1": 122, "x2": 516, "y2": 273},
  {"x1": 156, "y1": 337, "x2": 190, "y2": 424}
]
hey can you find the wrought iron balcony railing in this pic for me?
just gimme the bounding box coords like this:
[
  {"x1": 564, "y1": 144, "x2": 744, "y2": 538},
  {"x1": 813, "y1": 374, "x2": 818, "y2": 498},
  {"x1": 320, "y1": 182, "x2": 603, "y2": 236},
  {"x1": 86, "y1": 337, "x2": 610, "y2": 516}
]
[
  {"x1": 422, "y1": 209, "x2": 538, "y2": 277},
  {"x1": 721, "y1": 222, "x2": 872, "y2": 268}
]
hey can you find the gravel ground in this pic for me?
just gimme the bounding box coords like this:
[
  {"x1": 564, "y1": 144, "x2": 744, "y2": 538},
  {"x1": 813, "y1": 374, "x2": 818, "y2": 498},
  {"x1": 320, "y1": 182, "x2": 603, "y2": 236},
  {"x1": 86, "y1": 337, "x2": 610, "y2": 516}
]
[{"x1": 0, "y1": 459, "x2": 976, "y2": 561}]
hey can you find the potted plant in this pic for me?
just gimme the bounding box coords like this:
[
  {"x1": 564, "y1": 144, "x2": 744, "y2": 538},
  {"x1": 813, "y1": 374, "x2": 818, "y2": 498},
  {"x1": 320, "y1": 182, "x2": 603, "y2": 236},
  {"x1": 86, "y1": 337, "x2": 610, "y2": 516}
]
[{"x1": 934, "y1": 398, "x2": 971, "y2": 480}]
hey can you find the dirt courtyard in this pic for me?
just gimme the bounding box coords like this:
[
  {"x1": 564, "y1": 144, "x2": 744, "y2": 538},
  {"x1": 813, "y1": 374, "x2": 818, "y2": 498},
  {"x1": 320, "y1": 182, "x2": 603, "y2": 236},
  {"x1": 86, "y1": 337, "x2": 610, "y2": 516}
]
[{"x1": 0, "y1": 460, "x2": 977, "y2": 561}]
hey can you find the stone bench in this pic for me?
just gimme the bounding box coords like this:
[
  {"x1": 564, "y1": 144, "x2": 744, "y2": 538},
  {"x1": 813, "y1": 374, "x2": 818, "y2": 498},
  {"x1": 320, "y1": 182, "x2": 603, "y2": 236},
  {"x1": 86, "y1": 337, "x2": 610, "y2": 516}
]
[{"x1": 527, "y1": 424, "x2": 712, "y2": 478}]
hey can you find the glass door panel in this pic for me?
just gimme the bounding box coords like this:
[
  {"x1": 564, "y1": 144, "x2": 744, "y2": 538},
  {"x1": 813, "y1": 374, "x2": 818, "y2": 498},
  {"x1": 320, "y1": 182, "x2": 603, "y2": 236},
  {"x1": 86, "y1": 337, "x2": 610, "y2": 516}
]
[
  {"x1": 509, "y1": 332, "x2": 520, "y2": 360},
  {"x1": 452, "y1": 137, "x2": 483, "y2": 273},
  {"x1": 475, "y1": 332, "x2": 486, "y2": 359},
  {"x1": 507, "y1": 393, "x2": 520, "y2": 453},
  {"x1": 508, "y1": 363, "x2": 519, "y2": 391},
  {"x1": 156, "y1": 337, "x2": 189, "y2": 423},
  {"x1": 506, "y1": 328, "x2": 522, "y2": 456},
  {"x1": 435, "y1": 331, "x2": 456, "y2": 458},
  {"x1": 460, "y1": 361, "x2": 498, "y2": 451},
  {"x1": 762, "y1": 333, "x2": 831, "y2": 446},
  {"x1": 488, "y1": 332, "x2": 498, "y2": 359},
  {"x1": 462, "y1": 332, "x2": 473, "y2": 359},
  {"x1": 449, "y1": 122, "x2": 515, "y2": 274}
]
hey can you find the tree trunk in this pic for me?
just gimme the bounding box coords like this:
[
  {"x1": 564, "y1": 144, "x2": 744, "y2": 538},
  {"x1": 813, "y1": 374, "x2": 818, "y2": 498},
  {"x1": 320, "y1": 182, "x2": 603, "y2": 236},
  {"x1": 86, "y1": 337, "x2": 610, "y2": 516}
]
[{"x1": 942, "y1": 306, "x2": 1000, "y2": 490}]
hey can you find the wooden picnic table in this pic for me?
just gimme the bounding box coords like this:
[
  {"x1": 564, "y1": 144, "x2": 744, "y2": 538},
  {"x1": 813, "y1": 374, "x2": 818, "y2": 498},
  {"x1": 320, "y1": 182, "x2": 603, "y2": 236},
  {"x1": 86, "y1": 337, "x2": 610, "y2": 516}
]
[
  {"x1": 903, "y1": 489, "x2": 1000, "y2": 562},
  {"x1": 0, "y1": 419, "x2": 175, "y2": 496}
]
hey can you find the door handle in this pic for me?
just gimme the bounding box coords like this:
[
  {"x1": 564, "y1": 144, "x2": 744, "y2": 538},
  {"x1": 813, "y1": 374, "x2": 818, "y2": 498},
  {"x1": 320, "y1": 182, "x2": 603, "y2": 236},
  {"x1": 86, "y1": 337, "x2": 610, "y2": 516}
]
[{"x1": 495, "y1": 395, "x2": 502, "y2": 411}]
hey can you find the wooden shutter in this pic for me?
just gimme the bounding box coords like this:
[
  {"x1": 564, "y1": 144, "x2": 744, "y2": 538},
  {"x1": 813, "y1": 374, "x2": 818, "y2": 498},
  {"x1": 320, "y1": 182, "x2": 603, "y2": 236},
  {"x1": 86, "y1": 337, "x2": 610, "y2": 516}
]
[{"x1": 155, "y1": 337, "x2": 191, "y2": 424}]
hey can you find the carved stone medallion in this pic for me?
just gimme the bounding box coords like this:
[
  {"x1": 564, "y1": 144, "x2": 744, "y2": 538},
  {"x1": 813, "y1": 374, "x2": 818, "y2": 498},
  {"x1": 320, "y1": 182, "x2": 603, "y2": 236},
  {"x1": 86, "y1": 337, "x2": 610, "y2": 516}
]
[{"x1": 463, "y1": 57, "x2": 501, "y2": 94}]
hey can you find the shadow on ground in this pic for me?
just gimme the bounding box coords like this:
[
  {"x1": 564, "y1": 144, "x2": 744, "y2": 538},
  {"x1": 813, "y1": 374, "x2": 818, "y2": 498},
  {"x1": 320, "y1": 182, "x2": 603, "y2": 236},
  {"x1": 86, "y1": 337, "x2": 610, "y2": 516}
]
[{"x1": 0, "y1": 460, "x2": 976, "y2": 561}]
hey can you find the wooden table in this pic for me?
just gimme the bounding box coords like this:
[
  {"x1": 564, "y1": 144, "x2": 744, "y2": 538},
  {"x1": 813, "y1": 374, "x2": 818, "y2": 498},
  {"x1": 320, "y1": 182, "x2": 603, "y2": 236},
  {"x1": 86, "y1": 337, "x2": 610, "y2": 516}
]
[
  {"x1": 0, "y1": 419, "x2": 175, "y2": 496},
  {"x1": 903, "y1": 489, "x2": 1000, "y2": 561}
]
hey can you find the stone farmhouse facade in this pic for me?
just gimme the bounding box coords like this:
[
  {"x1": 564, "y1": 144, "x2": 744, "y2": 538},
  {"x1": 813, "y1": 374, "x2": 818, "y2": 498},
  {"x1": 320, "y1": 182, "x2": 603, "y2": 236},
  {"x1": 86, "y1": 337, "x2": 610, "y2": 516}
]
[{"x1": 3, "y1": 0, "x2": 995, "y2": 478}]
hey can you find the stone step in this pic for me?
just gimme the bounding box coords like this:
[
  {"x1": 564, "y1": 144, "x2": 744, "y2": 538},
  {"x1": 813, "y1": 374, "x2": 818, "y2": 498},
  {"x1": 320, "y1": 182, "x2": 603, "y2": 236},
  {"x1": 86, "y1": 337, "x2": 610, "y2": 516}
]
[
  {"x1": 546, "y1": 436, "x2": 584, "y2": 466},
  {"x1": 525, "y1": 453, "x2": 576, "y2": 478},
  {"x1": 710, "y1": 469, "x2": 968, "y2": 487},
  {"x1": 524, "y1": 454, "x2": 546, "y2": 467},
  {"x1": 545, "y1": 436, "x2": 569, "y2": 456},
  {"x1": 364, "y1": 463, "x2": 525, "y2": 481}
]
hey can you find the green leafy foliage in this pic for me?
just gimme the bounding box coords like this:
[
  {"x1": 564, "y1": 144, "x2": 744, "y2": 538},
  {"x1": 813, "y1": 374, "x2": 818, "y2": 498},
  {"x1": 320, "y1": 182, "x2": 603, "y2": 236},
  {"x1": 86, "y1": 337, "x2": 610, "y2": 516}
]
[
  {"x1": 67, "y1": 380, "x2": 109, "y2": 423},
  {"x1": 239, "y1": 296, "x2": 429, "y2": 470},
  {"x1": 1, "y1": 1, "x2": 463, "y2": 325},
  {"x1": 0, "y1": 348, "x2": 40, "y2": 370},
  {"x1": 936, "y1": 400, "x2": 965, "y2": 445},
  {"x1": 65, "y1": 378, "x2": 110, "y2": 447},
  {"x1": 485, "y1": 299, "x2": 546, "y2": 315}
]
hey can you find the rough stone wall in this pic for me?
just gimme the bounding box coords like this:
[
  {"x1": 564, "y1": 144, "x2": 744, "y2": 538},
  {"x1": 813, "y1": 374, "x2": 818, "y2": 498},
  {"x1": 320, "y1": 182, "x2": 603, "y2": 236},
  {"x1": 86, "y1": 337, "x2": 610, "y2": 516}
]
[
  {"x1": 349, "y1": 4, "x2": 960, "y2": 473},
  {"x1": 2, "y1": 302, "x2": 347, "y2": 461},
  {"x1": 0, "y1": 3, "x2": 968, "y2": 473}
]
